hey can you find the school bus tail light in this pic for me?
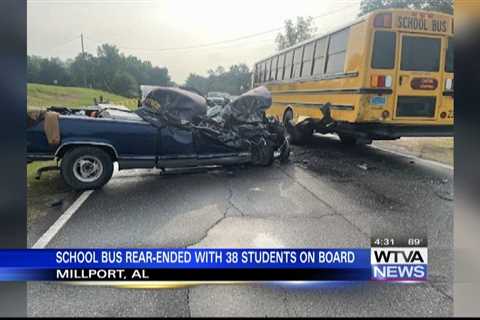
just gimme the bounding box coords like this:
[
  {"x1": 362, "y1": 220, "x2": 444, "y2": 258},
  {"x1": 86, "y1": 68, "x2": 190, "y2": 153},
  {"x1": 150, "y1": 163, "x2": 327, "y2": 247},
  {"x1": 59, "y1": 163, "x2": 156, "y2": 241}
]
[
  {"x1": 374, "y1": 13, "x2": 392, "y2": 28},
  {"x1": 371, "y1": 75, "x2": 392, "y2": 88}
]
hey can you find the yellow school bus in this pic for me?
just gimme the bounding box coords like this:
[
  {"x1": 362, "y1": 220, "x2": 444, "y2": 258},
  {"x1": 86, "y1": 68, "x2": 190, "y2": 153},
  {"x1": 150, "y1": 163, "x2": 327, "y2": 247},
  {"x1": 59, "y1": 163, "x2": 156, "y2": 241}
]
[{"x1": 253, "y1": 9, "x2": 454, "y2": 145}]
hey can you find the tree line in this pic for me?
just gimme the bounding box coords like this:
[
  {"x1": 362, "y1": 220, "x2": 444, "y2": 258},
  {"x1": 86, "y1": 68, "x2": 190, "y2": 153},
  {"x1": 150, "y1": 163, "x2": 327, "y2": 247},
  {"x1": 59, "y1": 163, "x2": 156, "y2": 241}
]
[
  {"x1": 28, "y1": 44, "x2": 174, "y2": 98},
  {"x1": 28, "y1": 43, "x2": 253, "y2": 98},
  {"x1": 184, "y1": 64, "x2": 252, "y2": 96}
]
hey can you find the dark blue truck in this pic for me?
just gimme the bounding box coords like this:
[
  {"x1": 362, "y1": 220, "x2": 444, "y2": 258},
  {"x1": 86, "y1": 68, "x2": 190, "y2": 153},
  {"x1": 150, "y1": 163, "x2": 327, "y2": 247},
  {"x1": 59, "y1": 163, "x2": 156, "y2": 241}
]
[{"x1": 27, "y1": 86, "x2": 290, "y2": 190}]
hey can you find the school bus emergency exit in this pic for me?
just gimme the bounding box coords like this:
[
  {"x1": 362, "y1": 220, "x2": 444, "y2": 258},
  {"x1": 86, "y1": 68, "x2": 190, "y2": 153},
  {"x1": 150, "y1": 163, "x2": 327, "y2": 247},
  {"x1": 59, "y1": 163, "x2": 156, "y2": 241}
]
[{"x1": 253, "y1": 9, "x2": 454, "y2": 145}]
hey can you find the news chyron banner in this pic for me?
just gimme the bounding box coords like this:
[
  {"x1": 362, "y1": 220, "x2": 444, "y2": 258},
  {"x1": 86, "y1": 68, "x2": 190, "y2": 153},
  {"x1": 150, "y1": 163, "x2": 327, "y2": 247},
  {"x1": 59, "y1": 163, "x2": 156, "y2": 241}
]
[{"x1": 0, "y1": 238, "x2": 427, "y2": 283}]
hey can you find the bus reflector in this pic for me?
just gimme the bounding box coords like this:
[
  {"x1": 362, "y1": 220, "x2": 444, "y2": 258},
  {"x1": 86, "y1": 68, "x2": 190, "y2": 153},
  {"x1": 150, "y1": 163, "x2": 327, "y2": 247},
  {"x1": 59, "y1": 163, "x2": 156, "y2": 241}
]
[
  {"x1": 374, "y1": 13, "x2": 392, "y2": 28},
  {"x1": 371, "y1": 75, "x2": 392, "y2": 88}
]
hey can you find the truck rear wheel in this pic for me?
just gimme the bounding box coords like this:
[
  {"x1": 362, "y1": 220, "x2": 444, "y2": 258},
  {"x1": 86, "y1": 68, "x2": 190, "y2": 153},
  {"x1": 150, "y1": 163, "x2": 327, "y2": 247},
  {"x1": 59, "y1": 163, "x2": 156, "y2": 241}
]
[{"x1": 60, "y1": 146, "x2": 114, "y2": 190}]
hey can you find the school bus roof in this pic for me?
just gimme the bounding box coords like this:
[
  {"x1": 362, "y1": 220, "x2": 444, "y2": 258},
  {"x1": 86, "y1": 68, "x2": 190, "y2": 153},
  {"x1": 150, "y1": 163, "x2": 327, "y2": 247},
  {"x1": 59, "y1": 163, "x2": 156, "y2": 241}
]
[{"x1": 254, "y1": 8, "x2": 453, "y2": 66}]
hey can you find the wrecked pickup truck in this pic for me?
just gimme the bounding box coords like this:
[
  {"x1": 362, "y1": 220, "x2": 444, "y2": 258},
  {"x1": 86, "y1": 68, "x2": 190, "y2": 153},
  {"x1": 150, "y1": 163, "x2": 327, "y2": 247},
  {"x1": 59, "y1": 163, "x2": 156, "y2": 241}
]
[{"x1": 27, "y1": 86, "x2": 290, "y2": 190}]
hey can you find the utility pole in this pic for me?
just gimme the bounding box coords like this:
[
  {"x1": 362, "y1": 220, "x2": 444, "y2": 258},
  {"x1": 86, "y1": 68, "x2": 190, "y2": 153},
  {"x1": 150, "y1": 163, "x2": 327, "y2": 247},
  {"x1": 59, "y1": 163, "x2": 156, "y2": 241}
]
[{"x1": 81, "y1": 33, "x2": 87, "y2": 88}]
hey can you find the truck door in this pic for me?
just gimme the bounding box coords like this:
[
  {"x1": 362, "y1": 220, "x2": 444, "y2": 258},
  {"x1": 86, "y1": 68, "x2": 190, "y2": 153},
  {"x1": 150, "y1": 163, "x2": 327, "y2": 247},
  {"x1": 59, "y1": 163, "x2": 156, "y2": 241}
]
[{"x1": 156, "y1": 126, "x2": 197, "y2": 165}]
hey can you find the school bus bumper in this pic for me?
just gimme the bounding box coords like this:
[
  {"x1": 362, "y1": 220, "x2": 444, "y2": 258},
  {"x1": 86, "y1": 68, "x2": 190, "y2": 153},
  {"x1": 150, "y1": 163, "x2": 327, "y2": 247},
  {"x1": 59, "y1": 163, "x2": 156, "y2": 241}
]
[{"x1": 333, "y1": 122, "x2": 454, "y2": 140}]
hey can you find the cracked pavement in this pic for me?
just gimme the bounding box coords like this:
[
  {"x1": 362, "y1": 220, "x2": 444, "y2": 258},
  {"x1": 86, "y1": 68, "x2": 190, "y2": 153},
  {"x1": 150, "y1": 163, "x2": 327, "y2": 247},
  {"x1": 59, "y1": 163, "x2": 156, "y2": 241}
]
[{"x1": 27, "y1": 135, "x2": 453, "y2": 317}]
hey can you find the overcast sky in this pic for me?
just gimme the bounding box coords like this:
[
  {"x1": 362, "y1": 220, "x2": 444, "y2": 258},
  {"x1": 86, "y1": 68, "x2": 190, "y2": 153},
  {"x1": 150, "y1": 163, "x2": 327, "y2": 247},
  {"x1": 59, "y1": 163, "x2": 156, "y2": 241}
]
[{"x1": 27, "y1": 0, "x2": 360, "y2": 83}]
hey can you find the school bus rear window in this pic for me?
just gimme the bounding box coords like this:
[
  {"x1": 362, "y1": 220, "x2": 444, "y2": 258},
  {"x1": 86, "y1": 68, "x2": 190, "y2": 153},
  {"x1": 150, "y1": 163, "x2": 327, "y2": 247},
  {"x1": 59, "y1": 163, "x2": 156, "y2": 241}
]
[
  {"x1": 401, "y1": 36, "x2": 441, "y2": 72},
  {"x1": 372, "y1": 31, "x2": 396, "y2": 69}
]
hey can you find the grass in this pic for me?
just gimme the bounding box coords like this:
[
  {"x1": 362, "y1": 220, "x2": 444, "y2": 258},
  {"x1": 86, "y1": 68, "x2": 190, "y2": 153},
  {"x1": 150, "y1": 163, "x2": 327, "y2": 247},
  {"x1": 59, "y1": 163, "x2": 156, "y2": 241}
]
[
  {"x1": 27, "y1": 160, "x2": 65, "y2": 195},
  {"x1": 27, "y1": 83, "x2": 138, "y2": 109},
  {"x1": 26, "y1": 160, "x2": 74, "y2": 225}
]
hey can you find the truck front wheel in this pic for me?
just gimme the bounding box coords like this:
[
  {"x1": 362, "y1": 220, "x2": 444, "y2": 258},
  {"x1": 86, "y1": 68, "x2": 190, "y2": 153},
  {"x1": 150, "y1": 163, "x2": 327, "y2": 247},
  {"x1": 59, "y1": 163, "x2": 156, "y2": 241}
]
[{"x1": 60, "y1": 146, "x2": 114, "y2": 190}]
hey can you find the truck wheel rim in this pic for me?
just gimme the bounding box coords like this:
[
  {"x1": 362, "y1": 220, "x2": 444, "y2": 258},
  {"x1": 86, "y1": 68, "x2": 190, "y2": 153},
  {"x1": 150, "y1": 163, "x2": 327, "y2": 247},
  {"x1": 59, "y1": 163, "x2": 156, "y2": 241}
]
[{"x1": 73, "y1": 155, "x2": 104, "y2": 183}]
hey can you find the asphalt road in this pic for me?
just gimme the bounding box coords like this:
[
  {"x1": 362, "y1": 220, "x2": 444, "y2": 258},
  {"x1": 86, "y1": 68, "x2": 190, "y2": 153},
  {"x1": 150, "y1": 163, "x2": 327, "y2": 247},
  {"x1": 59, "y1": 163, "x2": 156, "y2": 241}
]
[{"x1": 27, "y1": 134, "x2": 454, "y2": 317}]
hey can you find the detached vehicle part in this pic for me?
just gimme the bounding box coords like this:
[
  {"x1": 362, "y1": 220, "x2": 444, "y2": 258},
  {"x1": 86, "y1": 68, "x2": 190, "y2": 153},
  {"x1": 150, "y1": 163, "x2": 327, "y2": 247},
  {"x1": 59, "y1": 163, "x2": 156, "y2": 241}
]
[{"x1": 27, "y1": 86, "x2": 290, "y2": 190}]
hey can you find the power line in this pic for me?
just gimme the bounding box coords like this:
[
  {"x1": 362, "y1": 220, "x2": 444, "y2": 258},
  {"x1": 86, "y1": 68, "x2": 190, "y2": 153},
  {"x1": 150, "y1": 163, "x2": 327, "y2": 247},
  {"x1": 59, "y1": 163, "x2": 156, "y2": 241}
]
[
  {"x1": 83, "y1": 3, "x2": 357, "y2": 54},
  {"x1": 45, "y1": 35, "x2": 81, "y2": 52}
]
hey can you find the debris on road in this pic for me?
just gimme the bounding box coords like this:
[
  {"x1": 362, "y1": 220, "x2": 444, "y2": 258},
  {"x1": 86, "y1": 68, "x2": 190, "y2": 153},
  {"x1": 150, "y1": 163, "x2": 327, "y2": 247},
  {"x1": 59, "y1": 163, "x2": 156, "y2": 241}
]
[
  {"x1": 48, "y1": 199, "x2": 63, "y2": 208},
  {"x1": 357, "y1": 163, "x2": 369, "y2": 171}
]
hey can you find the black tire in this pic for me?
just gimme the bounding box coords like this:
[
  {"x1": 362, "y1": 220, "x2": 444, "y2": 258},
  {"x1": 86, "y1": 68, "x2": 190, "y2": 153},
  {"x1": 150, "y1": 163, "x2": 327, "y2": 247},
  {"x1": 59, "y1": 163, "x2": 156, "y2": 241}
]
[
  {"x1": 283, "y1": 109, "x2": 312, "y2": 145},
  {"x1": 252, "y1": 141, "x2": 275, "y2": 167},
  {"x1": 60, "y1": 146, "x2": 114, "y2": 190}
]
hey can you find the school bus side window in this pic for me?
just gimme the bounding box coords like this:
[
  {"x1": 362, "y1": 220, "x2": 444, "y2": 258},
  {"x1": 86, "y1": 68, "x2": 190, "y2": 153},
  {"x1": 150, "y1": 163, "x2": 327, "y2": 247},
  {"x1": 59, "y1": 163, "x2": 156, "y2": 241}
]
[
  {"x1": 255, "y1": 64, "x2": 261, "y2": 83},
  {"x1": 325, "y1": 28, "x2": 349, "y2": 74},
  {"x1": 265, "y1": 59, "x2": 271, "y2": 82},
  {"x1": 313, "y1": 37, "x2": 327, "y2": 75},
  {"x1": 271, "y1": 56, "x2": 279, "y2": 80},
  {"x1": 292, "y1": 47, "x2": 304, "y2": 79},
  {"x1": 284, "y1": 50, "x2": 294, "y2": 80},
  {"x1": 259, "y1": 62, "x2": 265, "y2": 83},
  {"x1": 301, "y1": 42, "x2": 315, "y2": 78},
  {"x1": 372, "y1": 31, "x2": 396, "y2": 69},
  {"x1": 277, "y1": 54, "x2": 285, "y2": 80}
]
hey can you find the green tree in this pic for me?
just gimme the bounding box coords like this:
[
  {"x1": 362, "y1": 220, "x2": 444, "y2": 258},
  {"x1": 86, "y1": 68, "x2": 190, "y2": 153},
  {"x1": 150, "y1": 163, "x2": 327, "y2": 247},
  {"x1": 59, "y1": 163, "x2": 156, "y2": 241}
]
[
  {"x1": 275, "y1": 16, "x2": 317, "y2": 51},
  {"x1": 184, "y1": 63, "x2": 252, "y2": 96},
  {"x1": 147, "y1": 66, "x2": 173, "y2": 86},
  {"x1": 359, "y1": 0, "x2": 453, "y2": 16},
  {"x1": 37, "y1": 57, "x2": 71, "y2": 86},
  {"x1": 70, "y1": 52, "x2": 98, "y2": 88},
  {"x1": 27, "y1": 55, "x2": 42, "y2": 83},
  {"x1": 96, "y1": 44, "x2": 123, "y2": 92},
  {"x1": 111, "y1": 71, "x2": 138, "y2": 98},
  {"x1": 27, "y1": 43, "x2": 174, "y2": 97}
]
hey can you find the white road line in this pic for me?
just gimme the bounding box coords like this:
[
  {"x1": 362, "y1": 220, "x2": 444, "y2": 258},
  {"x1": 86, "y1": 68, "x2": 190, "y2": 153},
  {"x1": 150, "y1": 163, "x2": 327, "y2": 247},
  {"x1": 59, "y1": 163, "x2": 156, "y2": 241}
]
[
  {"x1": 371, "y1": 145, "x2": 454, "y2": 171},
  {"x1": 32, "y1": 190, "x2": 94, "y2": 249}
]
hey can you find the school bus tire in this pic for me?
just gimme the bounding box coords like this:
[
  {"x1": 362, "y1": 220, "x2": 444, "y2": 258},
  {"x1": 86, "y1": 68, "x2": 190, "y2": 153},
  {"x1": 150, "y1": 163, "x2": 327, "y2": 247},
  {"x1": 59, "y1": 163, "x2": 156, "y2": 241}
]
[{"x1": 283, "y1": 109, "x2": 312, "y2": 145}]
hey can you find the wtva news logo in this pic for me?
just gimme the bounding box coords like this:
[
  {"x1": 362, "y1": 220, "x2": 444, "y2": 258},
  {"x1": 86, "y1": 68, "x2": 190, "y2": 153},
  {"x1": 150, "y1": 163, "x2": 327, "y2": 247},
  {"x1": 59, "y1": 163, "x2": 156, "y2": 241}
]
[{"x1": 371, "y1": 247, "x2": 428, "y2": 282}]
